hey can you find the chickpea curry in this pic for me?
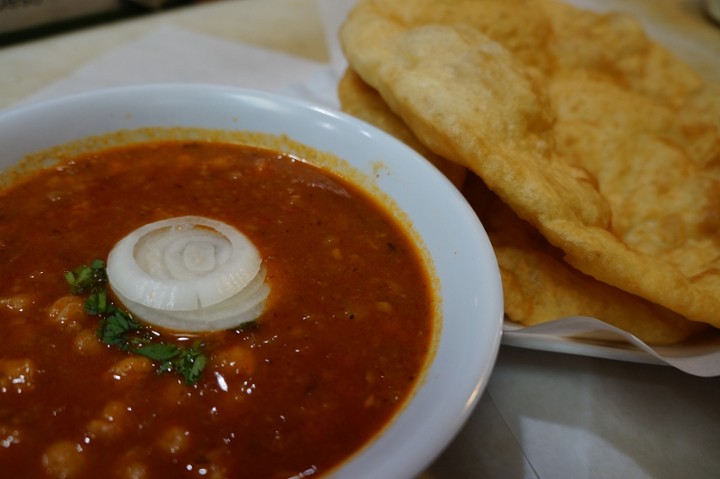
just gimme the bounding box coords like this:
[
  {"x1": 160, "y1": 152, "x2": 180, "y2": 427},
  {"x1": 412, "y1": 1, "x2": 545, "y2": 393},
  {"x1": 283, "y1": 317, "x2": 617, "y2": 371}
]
[{"x1": 0, "y1": 140, "x2": 435, "y2": 478}]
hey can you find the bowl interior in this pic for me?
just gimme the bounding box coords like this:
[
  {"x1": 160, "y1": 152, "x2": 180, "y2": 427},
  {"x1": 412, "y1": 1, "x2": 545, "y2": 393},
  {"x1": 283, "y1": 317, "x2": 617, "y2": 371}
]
[{"x1": 0, "y1": 85, "x2": 503, "y2": 478}]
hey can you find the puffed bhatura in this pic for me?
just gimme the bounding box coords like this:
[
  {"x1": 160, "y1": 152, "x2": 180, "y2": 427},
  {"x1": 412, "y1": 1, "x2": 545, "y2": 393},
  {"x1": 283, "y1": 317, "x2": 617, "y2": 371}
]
[{"x1": 339, "y1": 0, "x2": 720, "y2": 342}]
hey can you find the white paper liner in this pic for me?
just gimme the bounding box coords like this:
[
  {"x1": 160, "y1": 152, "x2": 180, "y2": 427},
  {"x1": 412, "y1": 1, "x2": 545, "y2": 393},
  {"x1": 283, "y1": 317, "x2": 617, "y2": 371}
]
[{"x1": 503, "y1": 318, "x2": 720, "y2": 377}]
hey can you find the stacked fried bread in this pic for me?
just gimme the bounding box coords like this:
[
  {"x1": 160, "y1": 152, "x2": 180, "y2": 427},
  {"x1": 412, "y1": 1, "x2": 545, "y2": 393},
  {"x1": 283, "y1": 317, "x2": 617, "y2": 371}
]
[{"x1": 338, "y1": 0, "x2": 720, "y2": 344}]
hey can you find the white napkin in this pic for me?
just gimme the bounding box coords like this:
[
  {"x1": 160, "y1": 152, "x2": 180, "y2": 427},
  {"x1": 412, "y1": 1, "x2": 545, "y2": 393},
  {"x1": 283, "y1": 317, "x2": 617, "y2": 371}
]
[{"x1": 16, "y1": 24, "x2": 339, "y2": 108}]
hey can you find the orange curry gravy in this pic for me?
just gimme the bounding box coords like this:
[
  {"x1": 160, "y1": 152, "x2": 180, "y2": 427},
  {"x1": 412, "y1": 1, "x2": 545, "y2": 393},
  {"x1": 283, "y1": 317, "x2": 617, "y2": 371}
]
[{"x1": 0, "y1": 141, "x2": 434, "y2": 478}]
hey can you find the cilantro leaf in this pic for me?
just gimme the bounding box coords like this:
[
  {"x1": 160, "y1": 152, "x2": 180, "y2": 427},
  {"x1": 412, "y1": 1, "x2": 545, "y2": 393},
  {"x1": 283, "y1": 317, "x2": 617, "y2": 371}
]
[
  {"x1": 65, "y1": 260, "x2": 107, "y2": 294},
  {"x1": 68, "y1": 259, "x2": 208, "y2": 385},
  {"x1": 97, "y1": 309, "x2": 143, "y2": 347},
  {"x1": 84, "y1": 290, "x2": 108, "y2": 315},
  {"x1": 135, "y1": 343, "x2": 181, "y2": 362},
  {"x1": 175, "y1": 343, "x2": 208, "y2": 385}
]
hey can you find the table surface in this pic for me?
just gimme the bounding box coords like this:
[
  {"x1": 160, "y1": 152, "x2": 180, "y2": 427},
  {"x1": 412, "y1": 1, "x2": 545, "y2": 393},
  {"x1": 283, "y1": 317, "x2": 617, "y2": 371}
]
[{"x1": 2, "y1": 1, "x2": 720, "y2": 478}]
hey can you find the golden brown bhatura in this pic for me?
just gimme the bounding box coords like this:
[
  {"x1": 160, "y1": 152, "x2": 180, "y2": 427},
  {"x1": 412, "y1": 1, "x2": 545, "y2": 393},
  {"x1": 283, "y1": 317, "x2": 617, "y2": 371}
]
[{"x1": 338, "y1": 0, "x2": 720, "y2": 339}]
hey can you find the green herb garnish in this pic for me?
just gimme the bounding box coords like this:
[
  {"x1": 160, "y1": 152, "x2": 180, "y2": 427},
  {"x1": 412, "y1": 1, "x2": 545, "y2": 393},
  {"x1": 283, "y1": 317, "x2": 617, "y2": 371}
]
[
  {"x1": 65, "y1": 259, "x2": 106, "y2": 295},
  {"x1": 65, "y1": 260, "x2": 208, "y2": 385}
]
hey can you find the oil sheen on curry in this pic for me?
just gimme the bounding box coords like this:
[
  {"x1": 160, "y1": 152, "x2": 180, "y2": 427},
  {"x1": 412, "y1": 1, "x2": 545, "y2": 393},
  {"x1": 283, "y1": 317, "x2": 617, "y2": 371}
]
[{"x1": 0, "y1": 139, "x2": 435, "y2": 478}]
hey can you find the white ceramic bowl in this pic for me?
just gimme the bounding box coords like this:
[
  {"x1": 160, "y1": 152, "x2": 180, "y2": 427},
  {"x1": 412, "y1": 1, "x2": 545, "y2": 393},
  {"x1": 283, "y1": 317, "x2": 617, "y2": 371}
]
[{"x1": 0, "y1": 85, "x2": 503, "y2": 478}]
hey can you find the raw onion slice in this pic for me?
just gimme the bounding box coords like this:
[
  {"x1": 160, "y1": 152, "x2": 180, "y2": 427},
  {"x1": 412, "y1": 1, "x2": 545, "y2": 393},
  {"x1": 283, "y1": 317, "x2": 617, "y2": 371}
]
[
  {"x1": 106, "y1": 216, "x2": 269, "y2": 331},
  {"x1": 112, "y1": 267, "x2": 270, "y2": 332}
]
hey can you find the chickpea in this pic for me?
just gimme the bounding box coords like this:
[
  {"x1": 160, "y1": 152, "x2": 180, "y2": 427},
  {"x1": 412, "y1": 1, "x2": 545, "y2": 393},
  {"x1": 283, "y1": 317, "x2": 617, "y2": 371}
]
[
  {"x1": 73, "y1": 329, "x2": 104, "y2": 356},
  {"x1": 211, "y1": 346, "x2": 257, "y2": 403},
  {"x1": 0, "y1": 358, "x2": 36, "y2": 394},
  {"x1": 156, "y1": 425, "x2": 191, "y2": 455},
  {"x1": 212, "y1": 345, "x2": 255, "y2": 377},
  {"x1": 85, "y1": 400, "x2": 129, "y2": 440},
  {"x1": 108, "y1": 356, "x2": 154, "y2": 382},
  {"x1": 160, "y1": 378, "x2": 192, "y2": 406},
  {"x1": 41, "y1": 440, "x2": 86, "y2": 479},
  {"x1": 0, "y1": 293, "x2": 35, "y2": 312},
  {"x1": 48, "y1": 296, "x2": 86, "y2": 332}
]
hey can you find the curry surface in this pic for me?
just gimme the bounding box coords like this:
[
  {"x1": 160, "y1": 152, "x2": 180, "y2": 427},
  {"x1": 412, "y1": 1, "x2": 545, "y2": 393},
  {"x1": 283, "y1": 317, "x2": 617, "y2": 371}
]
[{"x1": 0, "y1": 141, "x2": 434, "y2": 478}]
